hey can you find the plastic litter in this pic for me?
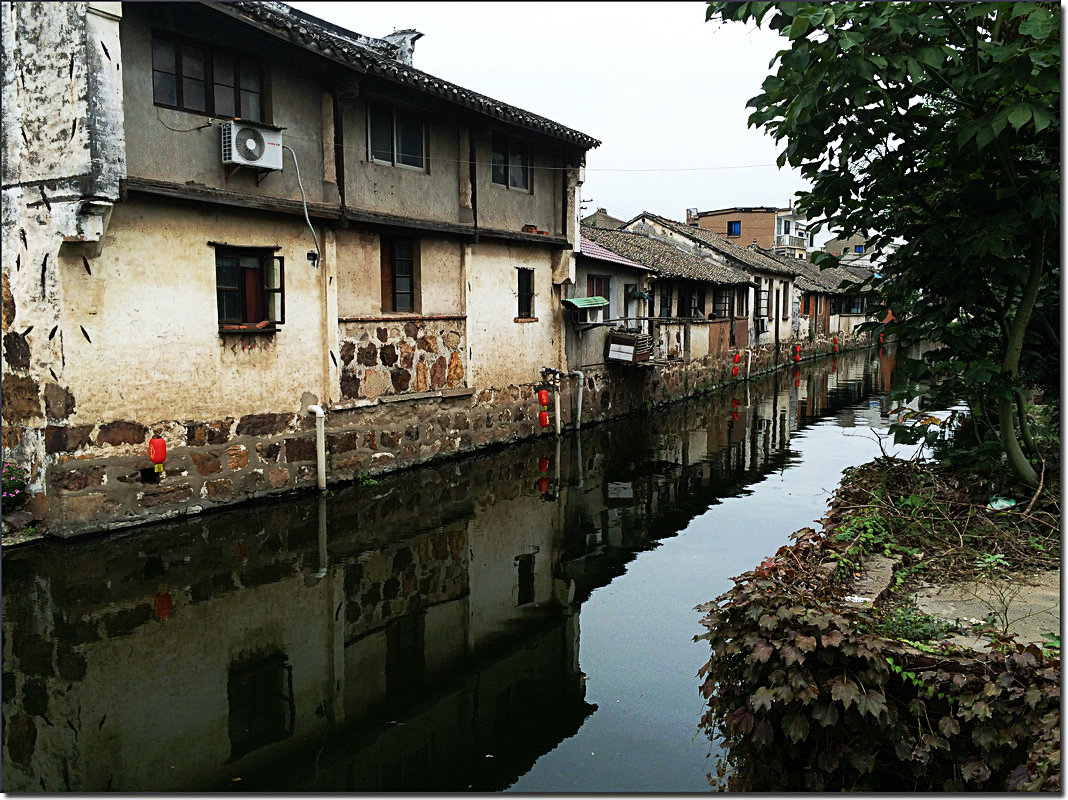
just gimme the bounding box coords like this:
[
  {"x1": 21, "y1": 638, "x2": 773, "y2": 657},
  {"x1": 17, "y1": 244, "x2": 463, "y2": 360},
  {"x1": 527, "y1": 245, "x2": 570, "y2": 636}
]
[{"x1": 986, "y1": 496, "x2": 1017, "y2": 511}]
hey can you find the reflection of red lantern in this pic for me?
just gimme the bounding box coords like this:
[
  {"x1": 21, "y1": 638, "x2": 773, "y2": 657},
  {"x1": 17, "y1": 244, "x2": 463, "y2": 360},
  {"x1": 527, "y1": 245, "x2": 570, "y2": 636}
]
[
  {"x1": 537, "y1": 389, "x2": 550, "y2": 407},
  {"x1": 732, "y1": 366, "x2": 739, "y2": 377},
  {"x1": 833, "y1": 344, "x2": 838, "y2": 353},
  {"x1": 733, "y1": 353, "x2": 741, "y2": 364},
  {"x1": 149, "y1": 437, "x2": 166, "y2": 464},
  {"x1": 154, "y1": 591, "x2": 173, "y2": 621},
  {"x1": 538, "y1": 456, "x2": 549, "y2": 472},
  {"x1": 732, "y1": 411, "x2": 739, "y2": 421},
  {"x1": 795, "y1": 378, "x2": 800, "y2": 387},
  {"x1": 537, "y1": 477, "x2": 549, "y2": 493},
  {"x1": 832, "y1": 359, "x2": 838, "y2": 371},
  {"x1": 538, "y1": 411, "x2": 550, "y2": 428}
]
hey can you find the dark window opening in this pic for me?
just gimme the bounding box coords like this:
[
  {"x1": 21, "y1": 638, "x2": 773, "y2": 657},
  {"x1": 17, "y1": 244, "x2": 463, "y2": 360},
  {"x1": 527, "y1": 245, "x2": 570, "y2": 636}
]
[
  {"x1": 492, "y1": 132, "x2": 531, "y2": 192},
  {"x1": 711, "y1": 287, "x2": 730, "y2": 319},
  {"x1": 736, "y1": 287, "x2": 747, "y2": 317},
  {"x1": 854, "y1": 244, "x2": 865, "y2": 254},
  {"x1": 659, "y1": 285, "x2": 672, "y2": 318},
  {"x1": 215, "y1": 249, "x2": 284, "y2": 330},
  {"x1": 386, "y1": 615, "x2": 425, "y2": 705},
  {"x1": 726, "y1": 220, "x2": 741, "y2": 236},
  {"x1": 516, "y1": 553, "x2": 535, "y2": 605},
  {"x1": 227, "y1": 653, "x2": 294, "y2": 761},
  {"x1": 368, "y1": 100, "x2": 425, "y2": 169},
  {"x1": 381, "y1": 237, "x2": 418, "y2": 312},
  {"x1": 517, "y1": 268, "x2": 534, "y2": 319},
  {"x1": 757, "y1": 288, "x2": 770, "y2": 318},
  {"x1": 153, "y1": 34, "x2": 262, "y2": 121},
  {"x1": 781, "y1": 281, "x2": 790, "y2": 320},
  {"x1": 802, "y1": 294, "x2": 811, "y2": 315}
]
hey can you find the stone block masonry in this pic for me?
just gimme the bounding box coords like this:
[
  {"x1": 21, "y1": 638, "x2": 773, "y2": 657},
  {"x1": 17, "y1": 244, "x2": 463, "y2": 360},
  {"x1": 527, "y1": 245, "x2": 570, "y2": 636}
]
[{"x1": 7, "y1": 331, "x2": 875, "y2": 539}]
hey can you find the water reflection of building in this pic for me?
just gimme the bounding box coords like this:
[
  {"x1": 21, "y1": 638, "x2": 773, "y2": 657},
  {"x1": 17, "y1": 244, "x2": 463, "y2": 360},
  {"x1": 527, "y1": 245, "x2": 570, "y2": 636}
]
[{"x1": 1, "y1": 346, "x2": 893, "y2": 791}]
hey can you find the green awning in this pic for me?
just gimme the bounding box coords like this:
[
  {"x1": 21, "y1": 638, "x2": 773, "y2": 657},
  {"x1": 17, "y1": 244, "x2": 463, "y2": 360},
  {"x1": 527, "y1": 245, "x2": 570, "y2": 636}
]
[{"x1": 562, "y1": 296, "x2": 609, "y2": 309}]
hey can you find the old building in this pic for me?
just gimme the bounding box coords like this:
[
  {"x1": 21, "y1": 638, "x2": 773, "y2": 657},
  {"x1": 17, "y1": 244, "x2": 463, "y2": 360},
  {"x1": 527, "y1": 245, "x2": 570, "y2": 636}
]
[
  {"x1": 620, "y1": 212, "x2": 799, "y2": 349},
  {"x1": 1, "y1": 1, "x2": 599, "y2": 536}
]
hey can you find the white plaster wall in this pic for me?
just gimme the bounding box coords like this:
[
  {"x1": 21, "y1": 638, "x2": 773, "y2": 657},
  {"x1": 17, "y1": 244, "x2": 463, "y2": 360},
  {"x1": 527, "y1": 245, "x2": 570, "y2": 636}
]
[
  {"x1": 465, "y1": 242, "x2": 559, "y2": 388},
  {"x1": 55, "y1": 197, "x2": 330, "y2": 422},
  {"x1": 334, "y1": 231, "x2": 463, "y2": 318}
]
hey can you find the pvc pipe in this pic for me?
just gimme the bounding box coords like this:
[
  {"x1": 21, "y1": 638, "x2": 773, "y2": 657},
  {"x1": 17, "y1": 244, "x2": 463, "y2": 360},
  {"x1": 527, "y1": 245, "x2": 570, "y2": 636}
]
[
  {"x1": 554, "y1": 374, "x2": 562, "y2": 435},
  {"x1": 569, "y1": 370, "x2": 585, "y2": 430},
  {"x1": 745, "y1": 348, "x2": 753, "y2": 379},
  {"x1": 308, "y1": 405, "x2": 326, "y2": 490}
]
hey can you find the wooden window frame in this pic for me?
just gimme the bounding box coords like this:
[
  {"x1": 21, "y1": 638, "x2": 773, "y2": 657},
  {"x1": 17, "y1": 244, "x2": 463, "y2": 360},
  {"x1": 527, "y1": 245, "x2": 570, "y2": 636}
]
[
  {"x1": 726, "y1": 220, "x2": 741, "y2": 237},
  {"x1": 367, "y1": 99, "x2": 426, "y2": 171},
  {"x1": 152, "y1": 32, "x2": 264, "y2": 121},
  {"x1": 380, "y1": 236, "x2": 420, "y2": 313},
  {"x1": 215, "y1": 247, "x2": 284, "y2": 332},
  {"x1": 491, "y1": 132, "x2": 532, "y2": 192}
]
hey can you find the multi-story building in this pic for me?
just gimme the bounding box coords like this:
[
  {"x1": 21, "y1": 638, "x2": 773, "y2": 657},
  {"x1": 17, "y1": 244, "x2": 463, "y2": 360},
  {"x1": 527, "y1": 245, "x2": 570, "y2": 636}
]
[
  {"x1": 685, "y1": 202, "x2": 814, "y2": 259},
  {"x1": 1, "y1": 0, "x2": 599, "y2": 536}
]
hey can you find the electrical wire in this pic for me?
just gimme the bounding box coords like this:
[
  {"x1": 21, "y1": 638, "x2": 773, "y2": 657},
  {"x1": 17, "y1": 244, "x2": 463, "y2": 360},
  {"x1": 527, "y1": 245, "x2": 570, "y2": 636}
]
[{"x1": 282, "y1": 144, "x2": 321, "y2": 268}]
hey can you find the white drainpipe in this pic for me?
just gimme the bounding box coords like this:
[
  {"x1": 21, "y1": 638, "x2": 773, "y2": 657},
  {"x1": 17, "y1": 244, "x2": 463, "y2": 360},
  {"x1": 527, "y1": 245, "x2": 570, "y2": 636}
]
[
  {"x1": 745, "y1": 348, "x2": 753, "y2": 379},
  {"x1": 307, "y1": 405, "x2": 326, "y2": 490},
  {"x1": 568, "y1": 370, "x2": 584, "y2": 430}
]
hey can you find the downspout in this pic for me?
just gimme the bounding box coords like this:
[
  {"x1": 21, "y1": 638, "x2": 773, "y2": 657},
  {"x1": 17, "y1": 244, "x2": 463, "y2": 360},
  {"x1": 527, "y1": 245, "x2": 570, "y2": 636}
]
[
  {"x1": 307, "y1": 405, "x2": 327, "y2": 490},
  {"x1": 554, "y1": 372, "x2": 562, "y2": 435},
  {"x1": 568, "y1": 370, "x2": 584, "y2": 430}
]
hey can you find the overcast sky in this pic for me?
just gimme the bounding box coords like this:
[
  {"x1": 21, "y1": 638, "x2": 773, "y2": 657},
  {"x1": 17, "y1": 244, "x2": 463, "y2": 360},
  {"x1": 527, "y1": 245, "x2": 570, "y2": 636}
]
[{"x1": 289, "y1": 1, "x2": 820, "y2": 236}]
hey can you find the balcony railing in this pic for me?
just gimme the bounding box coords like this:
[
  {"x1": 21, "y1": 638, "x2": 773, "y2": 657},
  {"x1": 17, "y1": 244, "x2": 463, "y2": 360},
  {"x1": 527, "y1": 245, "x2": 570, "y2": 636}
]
[{"x1": 775, "y1": 234, "x2": 807, "y2": 248}]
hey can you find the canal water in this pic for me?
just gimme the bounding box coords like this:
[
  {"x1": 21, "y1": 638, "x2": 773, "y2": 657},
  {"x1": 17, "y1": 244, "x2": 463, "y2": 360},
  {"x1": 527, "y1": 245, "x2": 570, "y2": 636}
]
[{"x1": 1, "y1": 345, "x2": 915, "y2": 792}]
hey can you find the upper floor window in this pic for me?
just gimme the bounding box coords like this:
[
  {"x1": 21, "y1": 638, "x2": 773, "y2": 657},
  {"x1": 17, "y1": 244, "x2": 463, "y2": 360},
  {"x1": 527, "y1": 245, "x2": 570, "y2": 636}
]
[
  {"x1": 215, "y1": 248, "x2": 284, "y2": 331},
  {"x1": 153, "y1": 34, "x2": 263, "y2": 121},
  {"x1": 492, "y1": 133, "x2": 531, "y2": 192},
  {"x1": 381, "y1": 237, "x2": 419, "y2": 312},
  {"x1": 368, "y1": 100, "x2": 425, "y2": 170},
  {"x1": 783, "y1": 220, "x2": 791, "y2": 235},
  {"x1": 726, "y1": 220, "x2": 741, "y2": 237},
  {"x1": 854, "y1": 244, "x2": 865, "y2": 254},
  {"x1": 586, "y1": 274, "x2": 610, "y2": 323}
]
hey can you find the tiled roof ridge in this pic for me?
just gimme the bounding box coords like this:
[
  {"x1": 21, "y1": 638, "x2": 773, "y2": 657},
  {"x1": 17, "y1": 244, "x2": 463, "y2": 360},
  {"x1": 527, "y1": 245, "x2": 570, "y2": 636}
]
[
  {"x1": 216, "y1": 1, "x2": 601, "y2": 149},
  {"x1": 630, "y1": 211, "x2": 798, "y2": 278},
  {"x1": 580, "y1": 224, "x2": 747, "y2": 285}
]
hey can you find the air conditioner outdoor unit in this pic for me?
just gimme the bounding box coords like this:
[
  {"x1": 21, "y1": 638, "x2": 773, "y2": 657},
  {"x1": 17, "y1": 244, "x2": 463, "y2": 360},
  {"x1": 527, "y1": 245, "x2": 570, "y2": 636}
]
[
  {"x1": 756, "y1": 317, "x2": 769, "y2": 333},
  {"x1": 221, "y1": 121, "x2": 283, "y2": 170}
]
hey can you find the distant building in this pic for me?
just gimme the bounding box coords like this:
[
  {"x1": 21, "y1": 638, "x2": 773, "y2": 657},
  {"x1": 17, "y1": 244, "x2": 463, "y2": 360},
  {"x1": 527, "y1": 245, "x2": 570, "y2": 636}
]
[
  {"x1": 822, "y1": 234, "x2": 896, "y2": 272},
  {"x1": 580, "y1": 207, "x2": 626, "y2": 229},
  {"x1": 685, "y1": 203, "x2": 814, "y2": 259}
]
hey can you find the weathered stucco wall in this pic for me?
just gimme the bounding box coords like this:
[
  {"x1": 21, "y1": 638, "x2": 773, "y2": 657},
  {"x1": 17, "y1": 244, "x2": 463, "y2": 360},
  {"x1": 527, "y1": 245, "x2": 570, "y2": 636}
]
[
  {"x1": 464, "y1": 242, "x2": 562, "y2": 389},
  {"x1": 53, "y1": 196, "x2": 330, "y2": 422},
  {"x1": 120, "y1": 3, "x2": 332, "y2": 207}
]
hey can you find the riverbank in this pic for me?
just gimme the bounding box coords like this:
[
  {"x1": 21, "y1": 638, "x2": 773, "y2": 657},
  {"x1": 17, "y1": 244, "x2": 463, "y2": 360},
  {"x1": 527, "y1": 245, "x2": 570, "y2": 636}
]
[{"x1": 696, "y1": 444, "x2": 1061, "y2": 791}]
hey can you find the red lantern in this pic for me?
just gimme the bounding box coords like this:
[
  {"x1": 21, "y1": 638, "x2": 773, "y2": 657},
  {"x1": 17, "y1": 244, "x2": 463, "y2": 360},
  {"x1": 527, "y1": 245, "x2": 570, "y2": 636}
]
[
  {"x1": 731, "y1": 398, "x2": 738, "y2": 407},
  {"x1": 794, "y1": 353, "x2": 801, "y2": 362},
  {"x1": 149, "y1": 437, "x2": 166, "y2": 464},
  {"x1": 733, "y1": 353, "x2": 741, "y2": 364},
  {"x1": 538, "y1": 456, "x2": 549, "y2": 472},
  {"x1": 537, "y1": 389, "x2": 550, "y2": 407},
  {"x1": 879, "y1": 333, "x2": 884, "y2": 342},
  {"x1": 732, "y1": 411, "x2": 739, "y2": 421},
  {"x1": 833, "y1": 337, "x2": 838, "y2": 345},
  {"x1": 795, "y1": 344, "x2": 801, "y2": 353},
  {"x1": 153, "y1": 591, "x2": 173, "y2": 622},
  {"x1": 537, "y1": 477, "x2": 549, "y2": 493},
  {"x1": 538, "y1": 410, "x2": 550, "y2": 428},
  {"x1": 795, "y1": 378, "x2": 800, "y2": 387},
  {"x1": 731, "y1": 365, "x2": 739, "y2": 377},
  {"x1": 833, "y1": 345, "x2": 838, "y2": 353}
]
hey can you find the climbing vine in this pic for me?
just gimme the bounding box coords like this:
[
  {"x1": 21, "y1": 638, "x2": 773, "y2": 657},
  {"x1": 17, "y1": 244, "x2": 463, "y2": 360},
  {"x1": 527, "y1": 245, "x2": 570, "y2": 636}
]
[{"x1": 695, "y1": 460, "x2": 1060, "y2": 791}]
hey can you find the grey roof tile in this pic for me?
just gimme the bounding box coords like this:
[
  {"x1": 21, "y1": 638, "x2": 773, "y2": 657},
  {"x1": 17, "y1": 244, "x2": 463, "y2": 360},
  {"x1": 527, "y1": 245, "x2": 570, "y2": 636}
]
[{"x1": 579, "y1": 225, "x2": 748, "y2": 285}]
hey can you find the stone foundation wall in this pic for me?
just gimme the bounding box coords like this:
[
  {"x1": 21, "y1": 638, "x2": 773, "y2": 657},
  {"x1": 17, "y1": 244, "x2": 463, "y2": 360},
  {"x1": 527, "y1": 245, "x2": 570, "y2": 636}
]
[
  {"x1": 338, "y1": 317, "x2": 467, "y2": 402},
  {"x1": 8, "y1": 330, "x2": 875, "y2": 539}
]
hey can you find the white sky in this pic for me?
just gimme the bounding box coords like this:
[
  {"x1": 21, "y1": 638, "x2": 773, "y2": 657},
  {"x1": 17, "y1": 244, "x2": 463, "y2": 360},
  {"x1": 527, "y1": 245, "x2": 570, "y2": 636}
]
[{"x1": 288, "y1": 1, "x2": 818, "y2": 236}]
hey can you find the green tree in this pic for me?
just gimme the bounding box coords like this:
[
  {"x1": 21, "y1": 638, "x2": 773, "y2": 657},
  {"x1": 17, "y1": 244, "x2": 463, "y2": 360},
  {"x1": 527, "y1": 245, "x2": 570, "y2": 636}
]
[{"x1": 707, "y1": 2, "x2": 1059, "y2": 487}]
